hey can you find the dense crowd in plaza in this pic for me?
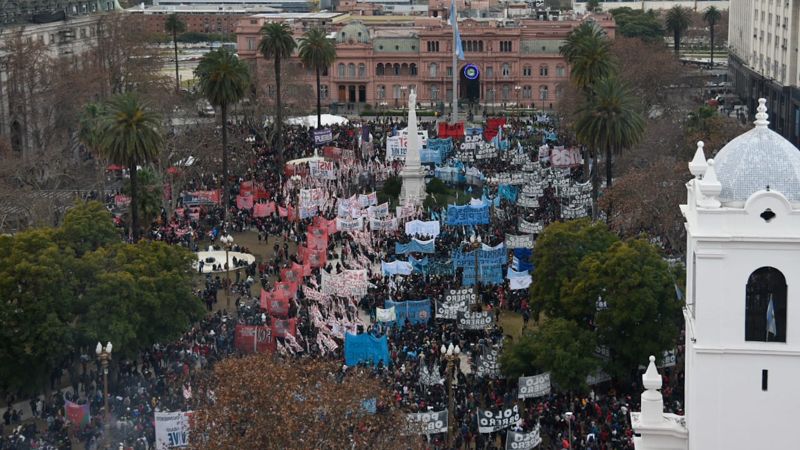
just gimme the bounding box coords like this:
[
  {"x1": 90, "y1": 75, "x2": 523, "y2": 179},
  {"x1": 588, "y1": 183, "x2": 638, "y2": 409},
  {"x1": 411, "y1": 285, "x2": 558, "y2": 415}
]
[{"x1": 1, "y1": 112, "x2": 684, "y2": 450}]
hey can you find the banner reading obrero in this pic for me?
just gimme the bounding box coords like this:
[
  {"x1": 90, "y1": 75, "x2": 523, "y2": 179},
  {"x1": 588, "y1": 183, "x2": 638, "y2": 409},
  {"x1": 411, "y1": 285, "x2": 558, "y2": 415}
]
[
  {"x1": 478, "y1": 405, "x2": 520, "y2": 434},
  {"x1": 155, "y1": 411, "x2": 193, "y2": 449}
]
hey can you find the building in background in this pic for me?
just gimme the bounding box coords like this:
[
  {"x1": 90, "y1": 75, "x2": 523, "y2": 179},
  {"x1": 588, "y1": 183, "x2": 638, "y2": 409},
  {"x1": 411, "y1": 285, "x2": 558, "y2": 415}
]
[
  {"x1": 150, "y1": 0, "x2": 315, "y2": 13},
  {"x1": 236, "y1": 11, "x2": 615, "y2": 112},
  {"x1": 128, "y1": 4, "x2": 281, "y2": 35},
  {"x1": 728, "y1": 0, "x2": 800, "y2": 146}
]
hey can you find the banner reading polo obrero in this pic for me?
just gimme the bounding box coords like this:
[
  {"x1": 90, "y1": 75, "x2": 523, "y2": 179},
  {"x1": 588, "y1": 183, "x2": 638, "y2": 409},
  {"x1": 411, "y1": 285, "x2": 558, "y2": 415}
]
[
  {"x1": 405, "y1": 410, "x2": 448, "y2": 435},
  {"x1": 519, "y1": 218, "x2": 543, "y2": 234},
  {"x1": 476, "y1": 347, "x2": 501, "y2": 378},
  {"x1": 457, "y1": 310, "x2": 493, "y2": 330},
  {"x1": 518, "y1": 373, "x2": 551, "y2": 399},
  {"x1": 155, "y1": 411, "x2": 193, "y2": 449},
  {"x1": 505, "y1": 234, "x2": 535, "y2": 249},
  {"x1": 436, "y1": 288, "x2": 476, "y2": 319},
  {"x1": 506, "y1": 426, "x2": 543, "y2": 450},
  {"x1": 478, "y1": 405, "x2": 520, "y2": 434}
]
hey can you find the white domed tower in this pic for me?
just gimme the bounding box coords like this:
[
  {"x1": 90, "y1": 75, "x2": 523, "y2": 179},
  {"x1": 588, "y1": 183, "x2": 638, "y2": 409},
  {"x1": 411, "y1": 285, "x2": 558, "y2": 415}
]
[{"x1": 679, "y1": 98, "x2": 800, "y2": 449}]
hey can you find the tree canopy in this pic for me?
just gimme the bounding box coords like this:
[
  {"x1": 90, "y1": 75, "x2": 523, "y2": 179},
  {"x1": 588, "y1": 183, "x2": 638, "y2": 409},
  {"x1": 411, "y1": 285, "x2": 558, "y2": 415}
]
[
  {"x1": 191, "y1": 355, "x2": 417, "y2": 450},
  {"x1": 609, "y1": 8, "x2": 664, "y2": 42},
  {"x1": 0, "y1": 201, "x2": 204, "y2": 393}
]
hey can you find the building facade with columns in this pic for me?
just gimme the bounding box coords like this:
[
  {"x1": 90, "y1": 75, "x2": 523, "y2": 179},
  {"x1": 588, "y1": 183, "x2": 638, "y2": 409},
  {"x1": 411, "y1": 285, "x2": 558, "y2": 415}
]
[
  {"x1": 235, "y1": 12, "x2": 615, "y2": 110},
  {"x1": 634, "y1": 98, "x2": 800, "y2": 450}
]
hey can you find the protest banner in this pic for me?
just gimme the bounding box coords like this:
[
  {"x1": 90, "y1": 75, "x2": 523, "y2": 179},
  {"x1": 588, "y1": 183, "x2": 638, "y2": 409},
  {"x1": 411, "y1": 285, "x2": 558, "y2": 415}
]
[
  {"x1": 586, "y1": 369, "x2": 612, "y2": 386},
  {"x1": 405, "y1": 219, "x2": 440, "y2": 238},
  {"x1": 234, "y1": 325, "x2": 274, "y2": 353},
  {"x1": 476, "y1": 347, "x2": 501, "y2": 378},
  {"x1": 271, "y1": 318, "x2": 297, "y2": 338},
  {"x1": 253, "y1": 202, "x2": 276, "y2": 217},
  {"x1": 506, "y1": 427, "x2": 542, "y2": 450},
  {"x1": 446, "y1": 204, "x2": 490, "y2": 226},
  {"x1": 562, "y1": 204, "x2": 589, "y2": 220},
  {"x1": 518, "y1": 373, "x2": 551, "y2": 399},
  {"x1": 477, "y1": 405, "x2": 520, "y2": 433},
  {"x1": 155, "y1": 411, "x2": 193, "y2": 449},
  {"x1": 181, "y1": 190, "x2": 221, "y2": 206},
  {"x1": 438, "y1": 121, "x2": 464, "y2": 138},
  {"x1": 370, "y1": 217, "x2": 398, "y2": 232},
  {"x1": 405, "y1": 410, "x2": 448, "y2": 435},
  {"x1": 344, "y1": 333, "x2": 391, "y2": 366},
  {"x1": 65, "y1": 399, "x2": 90, "y2": 427},
  {"x1": 309, "y1": 160, "x2": 337, "y2": 180},
  {"x1": 385, "y1": 299, "x2": 431, "y2": 326},
  {"x1": 517, "y1": 195, "x2": 539, "y2": 208},
  {"x1": 336, "y1": 216, "x2": 364, "y2": 232},
  {"x1": 660, "y1": 349, "x2": 677, "y2": 368},
  {"x1": 422, "y1": 138, "x2": 453, "y2": 164},
  {"x1": 381, "y1": 260, "x2": 413, "y2": 276},
  {"x1": 550, "y1": 146, "x2": 581, "y2": 168},
  {"x1": 376, "y1": 306, "x2": 396, "y2": 322},
  {"x1": 484, "y1": 117, "x2": 507, "y2": 141},
  {"x1": 458, "y1": 311, "x2": 494, "y2": 330},
  {"x1": 505, "y1": 234, "x2": 535, "y2": 249},
  {"x1": 419, "y1": 365, "x2": 445, "y2": 386},
  {"x1": 518, "y1": 219, "x2": 543, "y2": 234},
  {"x1": 436, "y1": 288, "x2": 476, "y2": 319},
  {"x1": 395, "y1": 238, "x2": 436, "y2": 254},
  {"x1": 313, "y1": 128, "x2": 333, "y2": 145},
  {"x1": 368, "y1": 202, "x2": 389, "y2": 219}
]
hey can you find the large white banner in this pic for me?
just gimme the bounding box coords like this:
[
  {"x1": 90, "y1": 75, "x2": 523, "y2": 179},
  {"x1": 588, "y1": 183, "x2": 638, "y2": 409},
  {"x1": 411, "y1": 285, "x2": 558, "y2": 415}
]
[
  {"x1": 336, "y1": 217, "x2": 364, "y2": 232},
  {"x1": 155, "y1": 411, "x2": 192, "y2": 449},
  {"x1": 405, "y1": 410, "x2": 447, "y2": 435},
  {"x1": 506, "y1": 427, "x2": 542, "y2": 450},
  {"x1": 505, "y1": 234, "x2": 535, "y2": 249},
  {"x1": 478, "y1": 405, "x2": 520, "y2": 434},
  {"x1": 386, "y1": 131, "x2": 429, "y2": 161},
  {"x1": 404, "y1": 219, "x2": 441, "y2": 238},
  {"x1": 518, "y1": 373, "x2": 551, "y2": 399}
]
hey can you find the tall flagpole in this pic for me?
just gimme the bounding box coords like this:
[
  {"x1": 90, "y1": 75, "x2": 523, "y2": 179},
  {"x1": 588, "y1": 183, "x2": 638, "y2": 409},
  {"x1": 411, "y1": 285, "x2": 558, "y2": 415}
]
[{"x1": 452, "y1": 2, "x2": 458, "y2": 124}]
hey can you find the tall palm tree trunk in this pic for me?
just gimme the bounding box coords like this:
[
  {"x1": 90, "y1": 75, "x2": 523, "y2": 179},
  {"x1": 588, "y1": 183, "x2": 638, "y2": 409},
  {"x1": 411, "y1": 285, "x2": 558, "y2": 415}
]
[
  {"x1": 605, "y1": 145, "x2": 613, "y2": 189},
  {"x1": 274, "y1": 55, "x2": 283, "y2": 166},
  {"x1": 710, "y1": 27, "x2": 715, "y2": 67},
  {"x1": 221, "y1": 103, "x2": 229, "y2": 226},
  {"x1": 674, "y1": 31, "x2": 680, "y2": 54},
  {"x1": 173, "y1": 30, "x2": 180, "y2": 93},
  {"x1": 130, "y1": 163, "x2": 140, "y2": 241},
  {"x1": 316, "y1": 66, "x2": 322, "y2": 129}
]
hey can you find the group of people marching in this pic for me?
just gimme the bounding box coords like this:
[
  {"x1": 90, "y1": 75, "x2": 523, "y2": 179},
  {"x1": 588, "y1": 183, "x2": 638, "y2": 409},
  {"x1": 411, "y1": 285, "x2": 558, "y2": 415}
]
[{"x1": 1, "y1": 114, "x2": 683, "y2": 450}]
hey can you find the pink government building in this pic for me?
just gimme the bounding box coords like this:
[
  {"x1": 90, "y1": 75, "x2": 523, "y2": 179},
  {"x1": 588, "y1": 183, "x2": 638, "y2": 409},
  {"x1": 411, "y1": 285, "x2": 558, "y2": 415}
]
[{"x1": 235, "y1": 9, "x2": 615, "y2": 111}]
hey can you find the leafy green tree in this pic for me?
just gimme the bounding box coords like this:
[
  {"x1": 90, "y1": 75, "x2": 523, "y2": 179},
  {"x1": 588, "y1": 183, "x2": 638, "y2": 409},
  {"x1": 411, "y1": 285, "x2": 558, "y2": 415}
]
[
  {"x1": 500, "y1": 318, "x2": 597, "y2": 392},
  {"x1": 665, "y1": 5, "x2": 691, "y2": 54},
  {"x1": 530, "y1": 219, "x2": 618, "y2": 320},
  {"x1": 562, "y1": 239, "x2": 683, "y2": 378},
  {"x1": 195, "y1": 48, "x2": 251, "y2": 224},
  {"x1": 56, "y1": 200, "x2": 119, "y2": 256},
  {"x1": 610, "y1": 8, "x2": 664, "y2": 42},
  {"x1": 574, "y1": 76, "x2": 645, "y2": 218},
  {"x1": 259, "y1": 22, "x2": 296, "y2": 165},
  {"x1": 97, "y1": 93, "x2": 163, "y2": 241},
  {"x1": 703, "y1": 6, "x2": 722, "y2": 67},
  {"x1": 0, "y1": 229, "x2": 78, "y2": 394},
  {"x1": 122, "y1": 167, "x2": 163, "y2": 230},
  {"x1": 298, "y1": 27, "x2": 337, "y2": 129},
  {"x1": 80, "y1": 241, "x2": 205, "y2": 358},
  {"x1": 165, "y1": 14, "x2": 187, "y2": 93}
]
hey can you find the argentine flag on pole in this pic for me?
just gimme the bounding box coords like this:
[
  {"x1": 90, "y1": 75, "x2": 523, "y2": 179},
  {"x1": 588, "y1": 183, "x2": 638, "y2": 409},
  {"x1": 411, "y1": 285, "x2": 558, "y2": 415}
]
[
  {"x1": 448, "y1": 0, "x2": 465, "y2": 60},
  {"x1": 766, "y1": 294, "x2": 777, "y2": 338}
]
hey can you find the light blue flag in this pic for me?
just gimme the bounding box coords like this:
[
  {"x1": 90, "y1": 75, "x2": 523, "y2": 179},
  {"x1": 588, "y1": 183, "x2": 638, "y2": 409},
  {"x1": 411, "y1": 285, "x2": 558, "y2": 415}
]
[
  {"x1": 767, "y1": 295, "x2": 777, "y2": 337},
  {"x1": 448, "y1": 0, "x2": 465, "y2": 61}
]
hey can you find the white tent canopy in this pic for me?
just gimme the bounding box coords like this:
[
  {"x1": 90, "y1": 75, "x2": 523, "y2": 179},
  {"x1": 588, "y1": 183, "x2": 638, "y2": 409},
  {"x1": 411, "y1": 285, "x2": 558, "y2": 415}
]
[{"x1": 285, "y1": 114, "x2": 349, "y2": 127}]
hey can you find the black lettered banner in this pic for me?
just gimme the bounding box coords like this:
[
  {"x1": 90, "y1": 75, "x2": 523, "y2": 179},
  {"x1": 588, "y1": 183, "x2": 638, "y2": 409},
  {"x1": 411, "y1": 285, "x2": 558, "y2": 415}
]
[
  {"x1": 476, "y1": 348, "x2": 501, "y2": 378},
  {"x1": 457, "y1": 311, "x2": 494, "y2": 330},
  {"x1": 478, "y1": 405, "x2": 520, "y2": 433},
  {"x1": 506, "y1": 426, "x2": 542, "y2": 450},
  {"x1": 405, "y1": 410, "x2": 448, "y2": 435},
  {"x1": 517, "y1": 373, "x2": 551, "y2": 399}
]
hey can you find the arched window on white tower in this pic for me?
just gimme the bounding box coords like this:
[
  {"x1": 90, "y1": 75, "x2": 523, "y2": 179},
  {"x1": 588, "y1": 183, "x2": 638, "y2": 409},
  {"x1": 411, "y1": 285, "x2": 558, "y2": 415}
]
[{"x1": 745, "y1": 266, "x2": 787, "y2": 343}]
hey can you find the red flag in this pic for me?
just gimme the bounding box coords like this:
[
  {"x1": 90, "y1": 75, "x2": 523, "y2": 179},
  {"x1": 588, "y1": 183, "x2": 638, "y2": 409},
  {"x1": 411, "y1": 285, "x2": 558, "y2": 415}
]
[
  {"x1": 234, "y1": 325, "x2": 275, "y2": 353},
  {"x1": 65, "y1": 400, "x2": 90, "y2": 427}
]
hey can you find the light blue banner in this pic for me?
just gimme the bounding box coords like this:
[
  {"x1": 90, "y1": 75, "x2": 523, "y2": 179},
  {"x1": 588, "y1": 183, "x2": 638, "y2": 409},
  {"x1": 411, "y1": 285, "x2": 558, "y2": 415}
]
[
  {"x1": 395, "y1": 238, "x2": 436, "y2": 254},
  {"x1": 385, "y1": 299, "x2": 431, "y2": 326},
  {"x1": 421, "y1": 138, "x2": 453, "y2": 164},
  {"x1": 446, "y1": 204, "x2": 490, "y2": 225},
  {"x1": 344, "y1": 333, "x2": 391, "y2": 366}
]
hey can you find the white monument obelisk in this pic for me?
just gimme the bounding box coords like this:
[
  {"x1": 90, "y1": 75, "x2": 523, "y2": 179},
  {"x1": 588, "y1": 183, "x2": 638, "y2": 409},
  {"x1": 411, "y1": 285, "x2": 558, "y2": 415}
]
[{"x1": 400, "y1": 89, "x2": 426, "y2": 206}]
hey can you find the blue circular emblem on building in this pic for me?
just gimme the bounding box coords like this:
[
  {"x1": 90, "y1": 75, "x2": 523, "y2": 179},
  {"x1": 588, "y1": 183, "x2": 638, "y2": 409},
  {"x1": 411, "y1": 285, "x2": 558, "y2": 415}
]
[{"x1": 463, "y1": 64, "x2": 480, "y2": 80}]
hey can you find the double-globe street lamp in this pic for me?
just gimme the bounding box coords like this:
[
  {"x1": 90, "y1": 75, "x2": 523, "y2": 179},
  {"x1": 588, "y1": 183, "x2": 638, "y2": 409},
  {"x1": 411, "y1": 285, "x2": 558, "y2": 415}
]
[
  {"x1": 462, "y1": 234, "x2": 482, "y2": 286},
  {"x1": 220, "y1": 232, "x2": 234, "y2": 308},
  {"x1": 440, "y1": 342, "x2": 461, "y2": 448},
  {"x1": 95, "y1": 341, "x2": 112, "y2": 441}
]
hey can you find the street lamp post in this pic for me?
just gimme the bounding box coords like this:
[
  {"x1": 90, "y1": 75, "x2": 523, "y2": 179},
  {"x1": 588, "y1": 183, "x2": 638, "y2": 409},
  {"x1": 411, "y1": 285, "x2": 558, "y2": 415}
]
[
  {"x1": 95, "y1": 341, "x2": 112, "y2": 442},
  {"x1": 515, "y1": 85, "x2": 521, "y2": 112},
  {"x1": 441, "y1": 342, "x2": 461, "y2": 448},
  {"x1": 462, "y1": 235, "x2": 482, "y2": 286},
  {"x1": 220, "y1": 233, "x2": 234, "y2": 308},
  {"x1": 565, "y1": 411, "x2": 574, "y2": 447},
  {"x1": 400, "y1": 86, "x2": 408, "y2": 111}
]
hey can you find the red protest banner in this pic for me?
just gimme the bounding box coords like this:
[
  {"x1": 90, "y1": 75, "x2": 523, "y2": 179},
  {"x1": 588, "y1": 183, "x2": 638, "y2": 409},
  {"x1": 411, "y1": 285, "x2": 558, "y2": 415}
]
[
  {"x1": 438, "y1": 122, "x2": 464, "y2": 139},
  {"x1": 483, "y1": 118, "x2": 507, "y2": 141},
  {"x1": 234, "y1": 325, "x2": 275, "y2": 353},
  {"x1": 272, "y1": 318, "x2": 297, "y2": 338}
]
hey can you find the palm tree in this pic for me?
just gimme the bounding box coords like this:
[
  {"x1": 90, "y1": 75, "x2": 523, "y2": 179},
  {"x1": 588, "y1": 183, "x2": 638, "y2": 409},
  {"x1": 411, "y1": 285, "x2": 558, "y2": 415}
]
[
  {"x1": 703, "y1": 6, "x2": 722, "y2": 67},
  {"x1": 78, "y1": 102, "x2": 105, "y2": 155},
  {"x1": 97, "y1": 93, "x2": 163, "y2": 241},
  {"x1": 298, "y1": 27, "x2": 337, "y2": 129},
  {"x1": 665, "y1": 5, "x2": 691, "y2": 55},
  {"x1": 259, "y1": 22, "x2": 296, "y2": 163},
  {"x1": 569, "y1": 36, "x2": 615, "y2": 93},
  {"x1": 194, "y1": 48, "x2": 251, "y2": 225},
  {"x1": 560, "y1": 22, "x2": 606, "y2": 67},
  {"x1": 165, "y1": 14, "x2": 186, "y2": 93},
  {"x1": 575, "y1": 77, "x2": 645, "y2": 218}
]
